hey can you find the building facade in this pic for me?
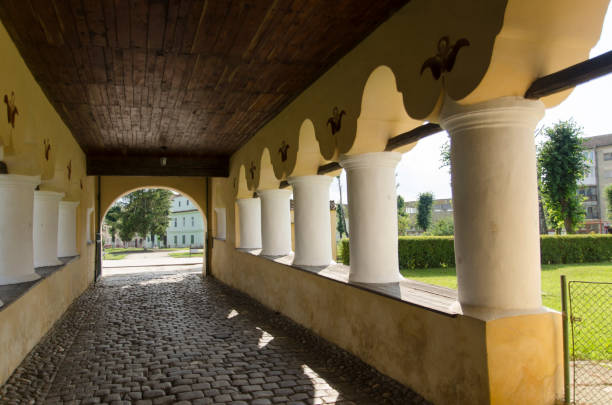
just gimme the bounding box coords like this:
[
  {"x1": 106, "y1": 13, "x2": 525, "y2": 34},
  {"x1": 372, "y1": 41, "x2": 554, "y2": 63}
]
[
  {"x1": 166, "y1": 195, "x2": 205, "y2": 248},
  {"x1": 580, "y1": 134, "x2": 612, "y2": 233}
]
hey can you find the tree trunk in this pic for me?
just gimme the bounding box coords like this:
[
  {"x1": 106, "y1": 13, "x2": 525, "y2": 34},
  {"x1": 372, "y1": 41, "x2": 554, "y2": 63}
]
[
  {"x1": 538, "y1": 195, "x2": 548, "y2": 235},
  {"x1": 337, "y1": 176, "x2": 348, "y2": 238}
]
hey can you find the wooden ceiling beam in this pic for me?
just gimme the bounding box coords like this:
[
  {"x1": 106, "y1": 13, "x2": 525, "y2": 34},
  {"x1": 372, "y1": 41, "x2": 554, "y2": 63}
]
[
  {"x1": 525, "y1": 50, "x2": 612, "y2": 99},
  {"x1": 87, "y1": 155, "x2": 229, "y2": 177}
]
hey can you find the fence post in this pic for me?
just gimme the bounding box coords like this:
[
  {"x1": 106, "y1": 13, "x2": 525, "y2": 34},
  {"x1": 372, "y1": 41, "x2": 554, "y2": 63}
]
[{"x1": 561, "y1": 275, "x2": 570, "y2": 404}]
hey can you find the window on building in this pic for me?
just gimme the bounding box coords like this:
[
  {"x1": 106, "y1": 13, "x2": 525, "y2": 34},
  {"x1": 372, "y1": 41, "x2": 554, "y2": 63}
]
[
  {"x1": 174, "y1": 218, "x2": 177, "y2": 227},
  {"x1": 186, "y1": 200, "x2": 189, "y2": 206},
  {"x1": 178, "y1": 200, "x2": 181, "y2": 206},
  {"x1": 182, "y1": 217, "x2": 186, "y2": 226},
  {"x1": 182, "y1": 235, "x2": 186, "y2": 245},
  {"x1": 604, "y1": 152, "x2": 612, "y2": 161},
  {"x1": 174, "y1": 235, "x2": 177, "y2": 245},
  {"x1": 191, "y1": 235, "x2": 194, "y2": 244},
  {"x1": 191, "y1": 217, "x2": 194, "y2": 226}
]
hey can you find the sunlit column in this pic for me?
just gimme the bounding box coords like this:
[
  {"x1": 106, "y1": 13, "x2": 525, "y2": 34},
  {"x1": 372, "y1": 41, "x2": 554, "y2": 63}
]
[
  {"x1": 34, "y1": 191, "x2": 65, "y2": 267},
  {"x1": 288, "y1": 175, "x2": 333, "y2": 266},
  {"x1": 58, "y1": 201, "x2": 80, "y2": 257},
  {"x1": 236, "y1": 198, "x2": 262, "y2": 249},
  {"x1": 0, "y1": 174, "x2": 41, "y2": 285},
  {"x1": 440, "y1": 96, "x2": 544, "y2": 315},
  {"x1": 340, "y1": 152, "x2": 402, "y2": 283},
  {"x1": 258, "y1": 189, "x2": 292, "y2": 256}
]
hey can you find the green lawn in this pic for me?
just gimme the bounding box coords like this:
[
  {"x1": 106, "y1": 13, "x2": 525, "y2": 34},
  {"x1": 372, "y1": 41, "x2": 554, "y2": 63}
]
[
  {"x1": 169, "y1": 250, "x2": 202, "y2": 258},
  {"x1": 401, "y1": 263, "x2": 612, "y2": 360},
  {"x1": 102, "y1": 253, "x2": 126, "y2": 260}
]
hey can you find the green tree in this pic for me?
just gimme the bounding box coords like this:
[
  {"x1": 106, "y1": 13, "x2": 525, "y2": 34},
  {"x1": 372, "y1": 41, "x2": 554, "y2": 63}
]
[
  {"x1": 439, "y1": 137, "x2": 451, "y2": 169},
  {"x1": 117, "y1": 189, "x2": 173, "y2": 249},
  {"x1": 428, "y1": 217, "x2": 454, "y2": 236},
  {"x1": 104, "y1": 204, "x2": 122, "y2": 244},
  {"x1": 537, "y1": 119, "x2": 588, "y2": 234},
  {"x1": 606, "y1": 184, "x2": 612, "y2": 221},
  {"x1": 396, "y1": 194, "x2": 416, "y2": 235},
  {"x1": 417, "y1": 192, "x2": 434, "y2": 231},
  {"x1": 335, "y1": 175, "x2": 349, "y2": 238}
]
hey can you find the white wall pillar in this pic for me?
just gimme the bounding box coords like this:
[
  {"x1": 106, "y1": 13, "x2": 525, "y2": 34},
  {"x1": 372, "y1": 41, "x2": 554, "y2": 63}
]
[
  {"x1": 236, "y1": 198, "x2": 262, "y2": 249},
  {"x1": 258, "y1": 189, "x2": 292, "y2": 256},
  {"x1": 288, "y1": 175, "x2": 333, "y2": 266},
  {"x1": 214, "y1": 207, "x2": 227, "y2": 240},
  {"x1": 440, "y1": 96, "x2": 545, "y2": 315},
  {"x1": 34, "y1": 191, "x2": 65, "y2": 267},
  {"x1": 86, "y1": 207, "x2": 94, "y2": 243},
  {"x1": 0, "y1": 174, "x2": 41, "y2": 285},
  {"x1": 340, "y1": 152, "x2": 402, "y2": 283},
  {"x1": 58, "y1": 201, "x2": 80, "y2": 257}
]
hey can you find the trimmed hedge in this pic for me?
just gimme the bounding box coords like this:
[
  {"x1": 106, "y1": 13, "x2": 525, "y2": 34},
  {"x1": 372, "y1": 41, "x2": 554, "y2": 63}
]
[
  {"x1": 340, "y1": 235, "x2": 612, "y2": 268},
  {"x1": 540, "y1": 235, "x2": 612, "y2": 264}
]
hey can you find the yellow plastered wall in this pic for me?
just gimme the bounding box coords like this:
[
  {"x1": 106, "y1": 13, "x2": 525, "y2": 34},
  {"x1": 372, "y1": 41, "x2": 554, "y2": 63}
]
[{"x1": 0, "y1": 20, "x2": 96, "y2": 385}]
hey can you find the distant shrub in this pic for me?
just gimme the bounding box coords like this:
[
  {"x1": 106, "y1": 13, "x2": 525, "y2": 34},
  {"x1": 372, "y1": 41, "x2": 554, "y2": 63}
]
[{"x1": 340, "y1": 235, "x2": 612, "y2": 268}]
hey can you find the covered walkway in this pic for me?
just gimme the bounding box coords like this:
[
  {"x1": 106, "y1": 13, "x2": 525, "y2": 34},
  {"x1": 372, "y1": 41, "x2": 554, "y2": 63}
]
[{"x1": 0, "y1": 267, "x2": 423, "y2": 405}]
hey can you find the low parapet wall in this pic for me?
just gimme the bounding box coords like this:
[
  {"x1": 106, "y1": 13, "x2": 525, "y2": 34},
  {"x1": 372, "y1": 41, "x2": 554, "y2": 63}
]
[{"x1": 211, "y1": 240, "x2": 563, "y2": 404}]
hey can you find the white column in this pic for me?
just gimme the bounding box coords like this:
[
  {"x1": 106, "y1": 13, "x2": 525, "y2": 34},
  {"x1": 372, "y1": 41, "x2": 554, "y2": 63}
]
[
  {"x1": 214, "y1": 207, "x2": 227, "y2": 240},
  {"x1": 58, "y1": 201, "x2": 80, "y2": 257},
  {"x1": 340, "y1": 152, "x2": 402, "y2": 283},
  {"x1": 0, "y1": 174, "x2": 41, "y2": 285},
  {"x1": 440, "y1": 96, "x2": 544, "y2": 315},
  {"x1": 236, "y1": 198, "x2": 262, "y2": 249},
  {"x1": 258, "y1": 189, "x2": 292, "y2": 256},
  {"x1": 288, "y1": 175, "x2": 333, "y2": 266},
  {"x1": 34, "y1": 191, "x2": 65, "y2": 267}
]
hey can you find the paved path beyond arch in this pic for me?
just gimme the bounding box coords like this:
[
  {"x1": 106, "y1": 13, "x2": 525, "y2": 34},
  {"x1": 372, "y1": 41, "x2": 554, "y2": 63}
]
[{"x1": 0, "y1": 268, "x2": 427, "y2": 405}]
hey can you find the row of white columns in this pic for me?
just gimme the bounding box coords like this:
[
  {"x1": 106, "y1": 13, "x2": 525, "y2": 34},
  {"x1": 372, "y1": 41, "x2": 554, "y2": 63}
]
[
  {"x1": 235, "y1": 97, "x2": 544, "y2": 316},
  {"x1": 0, "y1": 174, "x2": 79, "y2": 287}
]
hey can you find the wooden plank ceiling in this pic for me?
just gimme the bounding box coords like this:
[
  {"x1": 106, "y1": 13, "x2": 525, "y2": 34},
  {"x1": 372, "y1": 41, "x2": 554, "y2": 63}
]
[{"x1": 0, "y1": 0, "x2": 408, "y2": 170}]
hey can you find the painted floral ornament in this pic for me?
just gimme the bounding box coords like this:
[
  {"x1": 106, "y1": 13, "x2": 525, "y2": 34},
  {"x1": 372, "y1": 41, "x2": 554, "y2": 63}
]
[{"x1": 420, "y1": 36, "x2": 470, "y2": 80}]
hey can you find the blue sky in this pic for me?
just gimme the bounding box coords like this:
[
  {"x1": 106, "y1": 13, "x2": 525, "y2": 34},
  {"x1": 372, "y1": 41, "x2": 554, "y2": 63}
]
[{"x1": 331, "y1": 3, "x2": 612, "y2": 203}]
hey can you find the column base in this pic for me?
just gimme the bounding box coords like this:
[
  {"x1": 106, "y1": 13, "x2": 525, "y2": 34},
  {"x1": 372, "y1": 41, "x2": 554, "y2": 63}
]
[
  {"x1": 35, "y1": 258, "x2": 63, "y2": 268},
  {"x1": 0, "y1": 272, "x2": 41, "y2": 285},
  {"x1": 261, "y1": 249, "x2": 292, "y2": 257},
  {"x1": 348, "y1": 271, "x2": 404, "y2": 284}
]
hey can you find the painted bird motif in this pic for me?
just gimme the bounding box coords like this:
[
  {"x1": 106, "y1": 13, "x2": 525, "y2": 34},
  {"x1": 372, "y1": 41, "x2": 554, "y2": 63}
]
[
  {"x1": 3, "y1": 92, "x2": 18, "y2": 128},
  {"x1": 67, "y1": 160, "x2": 72, "y2": 181},
  {"x1": 278, "y1": 140, "x2": 290, "y2": 162},
  {"x1": 249, "y1": 162, "x2": 256, "y2": 180},
  {"x1": 420, "y1": 36, "x2": 470, "y2": 80},
  {"x1": 43, "y1": 139, "x2": 51, "y2": 161},
  {"x1": 327, "y1": 107, "x2": 346, "y2": 135}
]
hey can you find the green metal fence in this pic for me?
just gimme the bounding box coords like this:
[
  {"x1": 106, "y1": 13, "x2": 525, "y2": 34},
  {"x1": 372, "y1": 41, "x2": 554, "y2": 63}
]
[{"x1": 562, "y1": 277, "x2": 612, "y2": 404}]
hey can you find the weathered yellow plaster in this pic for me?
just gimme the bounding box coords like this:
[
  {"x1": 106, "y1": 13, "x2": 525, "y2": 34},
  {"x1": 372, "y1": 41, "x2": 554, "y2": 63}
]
[
  {"x1": 0, "y1": 19, "x2": 96, "y2": 386},
  {"x1": 486, "y1": 312, "x2": 564, "y2": 405}
]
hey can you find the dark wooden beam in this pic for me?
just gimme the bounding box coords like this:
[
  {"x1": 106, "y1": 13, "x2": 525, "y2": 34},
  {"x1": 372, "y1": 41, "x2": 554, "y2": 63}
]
[
  {"x1": 318, "y1": 162, "x2": 342, "y2": 175},
  {"x1": 525, "y1": 50, "x2": 612, "y2": 99},
  {"x1": 315, "y1": 123, "x2": 444, "y2": 175},
  {"x1": 87, "y1": 155, "x2": 229, "y2": 177},
  {"x1": 385, "y1": 123, "x2": 442, "y2": 151}
]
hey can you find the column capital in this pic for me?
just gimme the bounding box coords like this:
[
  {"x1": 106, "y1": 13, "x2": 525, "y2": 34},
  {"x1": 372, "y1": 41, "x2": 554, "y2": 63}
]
[
  {"x1": 59, "y1": 200, "x2": 80, "y2": 209},
  {"x1": 440, "y1": 96, "x2": 545, "y2": 134},
  {"x1": 35, "y1": 190, "x2": 65, "y2": 201},
  {"x1": 257, "y1": 188, "x2": 292, "y2": 198},
  {"x1": 287, "y1": 174, "x2": 333, "y2": 186},
  {"x1": 340, "y1": 151, "x2": 402, "y2": 170},
  {"x1": 0, "y1": 174, "x2": 40, "y2": 188}
]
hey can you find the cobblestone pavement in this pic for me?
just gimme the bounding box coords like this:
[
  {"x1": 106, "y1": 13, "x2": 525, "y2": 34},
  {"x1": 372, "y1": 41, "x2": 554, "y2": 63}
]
[{"x1": 0, "y1": 269, "x2": 429, "y2": 405}]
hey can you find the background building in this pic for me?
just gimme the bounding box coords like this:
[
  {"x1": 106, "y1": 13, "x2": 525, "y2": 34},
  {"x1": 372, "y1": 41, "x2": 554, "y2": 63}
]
[
  {"x1": 580, "y1": 134, "x2": 612, "y2": 233},
  {"x1": 166, "y1": 195, "x2": 205, "y2": 248}
]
